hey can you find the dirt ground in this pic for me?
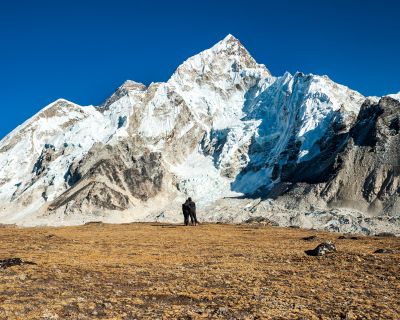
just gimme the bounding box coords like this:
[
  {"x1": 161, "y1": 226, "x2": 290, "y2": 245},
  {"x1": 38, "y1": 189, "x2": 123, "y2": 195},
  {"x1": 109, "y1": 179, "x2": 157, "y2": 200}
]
[{"x1": 0, "y1": 222, "x2": 399, "y2": 319}]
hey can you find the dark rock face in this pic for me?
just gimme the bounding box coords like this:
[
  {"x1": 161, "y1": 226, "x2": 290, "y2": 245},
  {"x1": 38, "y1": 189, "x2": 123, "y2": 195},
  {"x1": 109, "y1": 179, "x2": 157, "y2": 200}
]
[
  {"x1": 64, "y1": 163, "x2": 82, "y2": 187},
  {"x1": 269, "y1": 97, "x2": 400, "y2": 217},
  {"x1": 280, "y1": 132, "x2": 348, "y2": 184},
  {"x1": 32, "y1": 144, "x2": 56, "y2": 176},
  {"x1": 305, "y1": 241, "x2": 337, "y2": 256},
  {"x1": 328, "y1": 97, "x2": 400, "y2": 214},
  {"x1": 123, "y1": 152, "x2": 164, "y2": 201}
]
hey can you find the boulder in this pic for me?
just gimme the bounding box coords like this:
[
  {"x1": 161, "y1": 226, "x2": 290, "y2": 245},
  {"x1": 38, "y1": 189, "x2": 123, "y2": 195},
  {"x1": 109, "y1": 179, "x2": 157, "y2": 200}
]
[{"x1": 305, "y1": 241, "x2": 337, "y2": 256}]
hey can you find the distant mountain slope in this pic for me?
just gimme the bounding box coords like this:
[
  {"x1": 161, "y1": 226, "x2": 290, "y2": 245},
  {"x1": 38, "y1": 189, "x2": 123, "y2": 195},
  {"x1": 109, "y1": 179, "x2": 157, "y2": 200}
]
[{"x1": 0, "y1": 34, "x2": 398, "y2": 234}]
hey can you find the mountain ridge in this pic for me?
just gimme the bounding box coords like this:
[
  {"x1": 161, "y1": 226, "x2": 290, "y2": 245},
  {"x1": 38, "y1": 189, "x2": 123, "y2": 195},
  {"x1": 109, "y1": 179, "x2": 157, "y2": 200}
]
[{"x1": 0, "y1": 35, "x2": 399, "y2": 234}]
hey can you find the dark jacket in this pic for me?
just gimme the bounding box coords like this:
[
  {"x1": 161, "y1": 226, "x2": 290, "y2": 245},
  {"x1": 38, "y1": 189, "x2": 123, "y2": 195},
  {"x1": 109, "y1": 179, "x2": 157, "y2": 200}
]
[
  {"x1": 187, "y1": 200, "x2": 196, "y2": 215},
  {"x1": 182, "y1": 203, "x2": 190, "y2": 216}
]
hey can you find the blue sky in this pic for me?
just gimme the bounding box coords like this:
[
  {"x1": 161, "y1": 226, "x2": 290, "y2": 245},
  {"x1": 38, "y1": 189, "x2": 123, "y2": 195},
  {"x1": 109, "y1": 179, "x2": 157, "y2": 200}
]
[{"x1": 0, "y1": 0, "x2": 399, "y2": 139}]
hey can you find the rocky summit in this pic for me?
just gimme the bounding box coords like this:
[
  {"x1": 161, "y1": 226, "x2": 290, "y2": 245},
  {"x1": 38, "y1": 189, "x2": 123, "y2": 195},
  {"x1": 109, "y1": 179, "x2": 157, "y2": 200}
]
[{"x1": 0, "y1": 34, "x2": 399, "y2": 234}]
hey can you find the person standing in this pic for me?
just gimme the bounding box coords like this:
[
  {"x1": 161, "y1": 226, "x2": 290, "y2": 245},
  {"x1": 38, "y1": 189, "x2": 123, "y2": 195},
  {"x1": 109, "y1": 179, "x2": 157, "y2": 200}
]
[
  {"x1": 187, "y1": 197, "x2": 198, "y2": 226},
  {"x1": 182, "y1": 200, "x2": 190, "y2": 226}
]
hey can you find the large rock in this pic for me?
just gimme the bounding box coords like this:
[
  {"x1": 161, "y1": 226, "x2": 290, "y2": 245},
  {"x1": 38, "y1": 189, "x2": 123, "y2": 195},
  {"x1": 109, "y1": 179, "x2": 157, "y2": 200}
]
[{"x1": 305, "y1": 241, "x2": 337, "y2": 256}]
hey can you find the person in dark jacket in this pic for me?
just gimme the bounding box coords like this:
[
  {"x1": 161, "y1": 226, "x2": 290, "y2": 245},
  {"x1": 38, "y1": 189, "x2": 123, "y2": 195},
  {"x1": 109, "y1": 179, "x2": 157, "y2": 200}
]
[
  {"x1": 182, "y1": 200, "x2": 190, "y2": 226},
  {"x1": 187, "y1": 197, "x2": 198, "y2": 226}
]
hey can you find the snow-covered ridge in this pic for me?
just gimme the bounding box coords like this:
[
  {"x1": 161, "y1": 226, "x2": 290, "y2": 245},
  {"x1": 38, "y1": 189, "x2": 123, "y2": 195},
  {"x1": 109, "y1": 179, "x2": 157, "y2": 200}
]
[
  {"x1": 0, "y1": 94, "x2": 136, "y2": 214},
  {"x1": 387, "y1": 92, "x2": 400, "y2": 101},
  {"x1": 0, "y1": 34, "x2": 398, "y2": 231}
]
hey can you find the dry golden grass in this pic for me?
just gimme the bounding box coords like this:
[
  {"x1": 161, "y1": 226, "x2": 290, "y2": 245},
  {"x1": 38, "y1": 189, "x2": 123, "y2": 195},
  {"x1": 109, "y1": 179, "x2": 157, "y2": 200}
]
[{"x1": 0, "y1": 223, "x2": 399, "y2": 319}]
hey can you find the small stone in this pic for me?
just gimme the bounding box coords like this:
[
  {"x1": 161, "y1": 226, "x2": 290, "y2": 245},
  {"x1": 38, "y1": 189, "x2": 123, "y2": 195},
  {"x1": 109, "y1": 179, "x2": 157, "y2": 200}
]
[
  {"x1": 374, "y1": 248, "x2": 395, "y2": 254},
  {"x1": 216, "y1": 307, "x2": 229, "y2": 316},
  {"x1": 305, "y1": 241, "x2": 337, "y2": 256}
]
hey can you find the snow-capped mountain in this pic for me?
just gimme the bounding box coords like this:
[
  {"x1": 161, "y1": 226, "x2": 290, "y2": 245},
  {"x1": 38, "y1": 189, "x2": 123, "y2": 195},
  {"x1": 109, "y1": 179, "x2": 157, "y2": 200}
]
[{"x1": 0, "y1": 34, "x2": 399, "y2": 234}]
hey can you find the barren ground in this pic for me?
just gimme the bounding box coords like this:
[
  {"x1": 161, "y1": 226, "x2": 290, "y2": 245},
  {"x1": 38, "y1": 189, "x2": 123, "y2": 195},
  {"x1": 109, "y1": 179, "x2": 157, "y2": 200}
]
[{"x1": 0, "y1": 223, "x2": 399, "y2": 319}]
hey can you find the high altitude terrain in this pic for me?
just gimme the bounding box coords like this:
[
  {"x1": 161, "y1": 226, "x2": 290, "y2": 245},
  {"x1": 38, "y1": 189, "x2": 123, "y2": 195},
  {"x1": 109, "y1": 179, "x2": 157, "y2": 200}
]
[
  {"x1": 0, "y1": 35, "x2": 399, "y2": 234},
  {"x1": 0, "y1": 223, "x2": 399, "y2": 319}
]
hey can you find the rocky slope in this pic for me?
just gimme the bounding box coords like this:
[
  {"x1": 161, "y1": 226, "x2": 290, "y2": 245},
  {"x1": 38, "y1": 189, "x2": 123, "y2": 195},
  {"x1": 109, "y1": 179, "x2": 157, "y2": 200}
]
[{"x1": 0, "y1": 34, "x2": 399, "y2": 234}]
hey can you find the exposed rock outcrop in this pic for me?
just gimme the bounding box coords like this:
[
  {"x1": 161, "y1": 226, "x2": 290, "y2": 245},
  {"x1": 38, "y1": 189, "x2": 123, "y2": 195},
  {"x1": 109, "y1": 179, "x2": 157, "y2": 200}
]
[
  {"x1": 48, "y1": 141, "x2": 169, "y2": 217},
  {"x1": 267, "y1": 97, "x2": 400, "y2": 218}
]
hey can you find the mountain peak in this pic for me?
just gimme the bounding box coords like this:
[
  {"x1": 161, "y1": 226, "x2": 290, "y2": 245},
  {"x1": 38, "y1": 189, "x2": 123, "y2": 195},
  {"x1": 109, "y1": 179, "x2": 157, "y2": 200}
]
[
  {"x1": 169, "y1": 33, "x2": 270, "y2": 85},
  {"x1": 99, "y1": 80, "x2": 146, "y2": 111},
  {"x1": 219, "y1": 33, "x2": 240, "y2": 44},
  {"x1": 5, "y1": 35, "x2": 397, "y2": 237},
  {"x1": 119, "y1": 80, "x2": 146, "y2": 91},
  {"x1": 211, "y1": 33, "x2": 247, "y2": 55}
]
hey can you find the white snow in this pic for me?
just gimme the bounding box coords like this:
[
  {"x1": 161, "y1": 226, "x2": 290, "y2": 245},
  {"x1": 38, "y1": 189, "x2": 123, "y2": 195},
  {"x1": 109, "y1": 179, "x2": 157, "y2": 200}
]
[
  {"x1": 170, "y1": 151, "x2": 241, "y2": 206},
  {"x1": 0, "y1": 34, "x2": 371, "y2": 227},
  {"x1": 387, "y1": 92, "x2": 400, "y2": 101},
  {"x1": 0, "y1": 90, "x2": 139, "y2": 205}
]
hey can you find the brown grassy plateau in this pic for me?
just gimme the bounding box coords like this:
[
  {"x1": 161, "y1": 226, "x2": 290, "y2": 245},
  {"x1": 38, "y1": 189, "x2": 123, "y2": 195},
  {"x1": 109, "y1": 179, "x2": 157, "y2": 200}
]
[{"x1": 0, "y1": 223, "x2": 399, "y2": 319}]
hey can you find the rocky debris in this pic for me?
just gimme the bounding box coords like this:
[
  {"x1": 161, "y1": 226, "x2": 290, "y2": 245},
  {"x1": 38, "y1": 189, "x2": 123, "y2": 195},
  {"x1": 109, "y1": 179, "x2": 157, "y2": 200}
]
[
  {"x1": 202, "y1": 197, "x2": 400, "y2": 236},
  {"x1": 305, "y1": 241, "x2": 337, "y2": 256},
  {"x1": 244, "y1": 216, "x2": 279, "y2": 226},
  {"x1": 0, "y1": 258, "x2": 36, "y2": 269},
  {"x1": 49, "y1": 181, "x2": 132, "y2": 214},
  {"x1": 215, "y1": 306, "x2": 230, "y2": 317},
  {"x1": 48, "y1": 141, "x2": 168, "y2": 217},
  {"x1": 376, "y1": 232, "x2": 396, "y2": 237},
  {"x1": 374, "y1": 248, "x2": 395, "y2": 254},
  {"x1": 84, "y1": 221, "x2": 104, "y2": 226},
  {"x1": 302, "y1": 235, "x2": 318, "y2": 241},
  {"x1": 267, "y1": 97, "x2": 400, "y2": 227}
]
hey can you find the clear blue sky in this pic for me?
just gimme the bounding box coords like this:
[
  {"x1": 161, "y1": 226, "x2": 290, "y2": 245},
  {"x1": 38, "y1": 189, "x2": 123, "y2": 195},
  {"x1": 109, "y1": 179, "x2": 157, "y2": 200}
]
[{"x1": 0, "y1": 0, "x2": 399, "y2": 139}]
